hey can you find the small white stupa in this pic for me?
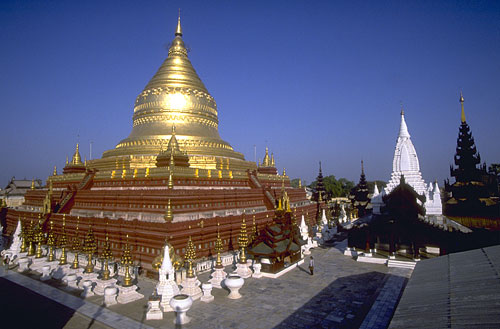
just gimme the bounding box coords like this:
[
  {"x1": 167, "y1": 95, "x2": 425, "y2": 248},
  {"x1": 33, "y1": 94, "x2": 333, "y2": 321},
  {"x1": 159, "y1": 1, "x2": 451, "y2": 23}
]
[
  {"x1": 157, "y1": 243, "x2": 180, "y2": 312},
  {"x1": 1, "y1": 219, "x2": 22, "y2": 261}
]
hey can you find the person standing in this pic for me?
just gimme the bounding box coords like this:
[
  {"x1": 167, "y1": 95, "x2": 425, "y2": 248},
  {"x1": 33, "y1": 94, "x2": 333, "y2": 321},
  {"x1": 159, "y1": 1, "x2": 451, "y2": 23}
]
[
  {"x1": 309, "y1": 256, "x2": 314, "y2": 275},
  {"x1": 4, "y1": 256, "x2": 9, "y2": 271}
]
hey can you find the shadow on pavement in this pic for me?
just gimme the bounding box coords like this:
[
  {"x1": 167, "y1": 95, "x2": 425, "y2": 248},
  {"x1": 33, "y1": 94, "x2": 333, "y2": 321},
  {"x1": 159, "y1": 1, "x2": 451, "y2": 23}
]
[
  {"x1": 0, "y1": 276, "x2": 80, "y2": 329},
  {"x1": 273, "y1": 271, "x2": 393, "y2": 329}
]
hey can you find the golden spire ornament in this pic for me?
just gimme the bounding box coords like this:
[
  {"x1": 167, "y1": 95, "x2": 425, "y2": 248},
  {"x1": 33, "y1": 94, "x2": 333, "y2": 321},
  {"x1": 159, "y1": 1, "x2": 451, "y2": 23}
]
[
  {"x1": 31, "y1": 179, "x2": 35, "y2": 190},
  {"x1": 168, "y1": 170, "x2": 174, "y2": 189},
  {"x1": 164, "y1": 199, "x2": 173, "y2": 222},
  {"x1": 214, "y1": 223, "x2": 223, "y2": 268},
  {"x1": 251, "y1": 213, "x2": 257, "y2": 243},
  {"x1": 71, "y1": 220, "x2": 81, "y2": 269},
  {"x1": 53, "y1": 165, "x2": 57, "y2": 176},
  {"x1": 20, "y1": 217, "x2": 27, "y2": 253},
  {"x1": 33, "y1": 216, "x2": 45, "y2": 259},
  {"x1": 121, "y1": 234, "x2": 134, "y2": 287},
  {"x1": 83, "y1": 223, "x2": 97, "y2": 273},
  {"x1": 100, "y1": 231, "x2": 113, "y2": 280},
  {"x1": 184, "y1": 235, "x2": 196, "y2": 278},
  {"x1": 46, "y1": 220, "x2": 56, "y2": 262},
  {"x1": 460, "y1": 91, "x2": 466, "y2": 123},
  {"x1": 27, "y1": 220, "x2": 35, "y2": 256},
  {"x1": 238, "y1": 214, "x2": 249, "y2": 264},
  {"x1": 58, "y1": 215, "x2": 68, "y2": 265}
]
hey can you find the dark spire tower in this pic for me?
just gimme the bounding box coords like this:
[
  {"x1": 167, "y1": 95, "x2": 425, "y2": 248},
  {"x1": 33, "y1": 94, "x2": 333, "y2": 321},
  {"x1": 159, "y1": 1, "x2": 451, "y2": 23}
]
[
  {"x1": 444, "y1": 93, "x2": 500, "y2": 219},
  {"x1": 350, "y1": 160, "x2": 370, "y2": 217},
  {"x1": 315, "y1": 161, "x2": 325, "y2": 202}
]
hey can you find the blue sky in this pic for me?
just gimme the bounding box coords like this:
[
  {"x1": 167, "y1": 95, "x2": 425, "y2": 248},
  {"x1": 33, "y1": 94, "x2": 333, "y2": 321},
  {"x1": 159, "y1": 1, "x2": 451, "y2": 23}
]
[{"x1": 1, "y1": 0, "x2": 499, "y2": 187}]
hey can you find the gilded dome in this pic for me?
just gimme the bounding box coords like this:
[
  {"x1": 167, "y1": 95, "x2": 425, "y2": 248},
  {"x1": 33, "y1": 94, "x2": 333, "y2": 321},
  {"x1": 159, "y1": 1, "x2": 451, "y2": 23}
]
[{"x1": 101, "y1": 17, "x2": 249, "y2": 169}]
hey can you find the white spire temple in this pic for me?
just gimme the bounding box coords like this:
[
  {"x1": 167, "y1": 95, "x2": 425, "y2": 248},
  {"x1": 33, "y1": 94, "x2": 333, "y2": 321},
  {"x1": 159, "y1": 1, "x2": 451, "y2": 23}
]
[{"x1": 379, "y1": 109, "x2": 442, "y2": 215}]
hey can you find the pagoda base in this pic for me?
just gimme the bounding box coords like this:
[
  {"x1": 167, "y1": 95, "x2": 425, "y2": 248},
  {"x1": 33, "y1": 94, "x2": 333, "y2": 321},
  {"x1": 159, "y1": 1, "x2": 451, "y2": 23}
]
[
  {"x1": 117, "y1": 285, "x2": 144, "y2": 304},
  {"x1": 29, "y1": 257, "x2": 48, "y2": 272},
  {"x1": 235, "y1": 262, "x2": 252, "y2": 279},
  {"x1": 146, "y1": 299, "x2": 163, "y2": 320},
  {"x1": 94, "y1": 278, "x2": 117, "y2": 296},
  {"x1": 52, "y1": 264, "x2": 71, "y2": 280},
  {"x1": 260, "y1": 259, "x2": 304, "y2": 279},
  {"x1": 157, "y1": 280, "x2": 180, "y2": 312},
  {"x1": 78, "y1": 272, "x2": 99, "y2": 288},
  {"x1": 209, "y1": 266, "x2": 227, "y2": 288},
  {"x1": 180, "y1": 277, "x2": 202, "y2": 300}
]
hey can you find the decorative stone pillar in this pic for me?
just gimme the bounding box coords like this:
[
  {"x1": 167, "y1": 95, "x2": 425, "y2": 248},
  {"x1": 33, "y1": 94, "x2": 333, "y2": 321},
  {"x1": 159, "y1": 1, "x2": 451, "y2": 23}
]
[
  {"x1": 104, "y1": 286, "x2": 118, "y2": 307},
  {"x1": 17, "y1": 257, "x2": 29, "y2": 272},
  {"x1": 252, "y1": 263, "x2": 262, "y2": 279},
  {"x1": 40, "y1": 265, "x2": 52, "y2": 281},
  {"x1": 146, "y1": 295, "x2": 163, "y2": 320},
  {"x1": 65, "y1": 273, "x2": 79, "y2": 290},
  {"x1": 94, "y1": 277, "x2": 117, "y2": 296},
  {"x1": 81, "y1": 280, "x2": 95, "y2": 298},
  {"x1": 200, "y1": 283, "x2": 214, "y2": 303}
]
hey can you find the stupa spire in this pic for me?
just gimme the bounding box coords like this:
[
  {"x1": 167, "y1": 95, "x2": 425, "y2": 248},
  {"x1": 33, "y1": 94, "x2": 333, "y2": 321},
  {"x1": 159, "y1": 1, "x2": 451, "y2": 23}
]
[
  {"x1": 460, "y1": 91, "x2": 466, "y2": 123},
  {"x1": 399, "y1": 106, "x2": 410, "y2": 138},
  {"x1": 175, "y1": 10, "x2": 182, "y2": 36}
]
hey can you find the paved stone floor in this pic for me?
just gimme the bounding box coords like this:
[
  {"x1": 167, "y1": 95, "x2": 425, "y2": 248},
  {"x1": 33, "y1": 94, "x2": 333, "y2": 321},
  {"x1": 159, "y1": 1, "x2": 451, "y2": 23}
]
[{"x1": 1, "y1": 240, "x2": 411, "y2": 328}]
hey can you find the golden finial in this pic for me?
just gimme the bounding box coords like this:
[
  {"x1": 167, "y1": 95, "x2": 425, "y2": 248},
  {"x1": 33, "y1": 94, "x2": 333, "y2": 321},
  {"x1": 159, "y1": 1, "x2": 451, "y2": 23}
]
[
  {"x1": 271, "y1": 153, "x2": 275, "y2": 167},
  {"x1": 100, "y1": 231, "x2": 113, "y2": 280},
  {"x1": 185, "y1": 235, "x2": 196, "y2": 278},
  {"x1": 168, "y1": 170, "x2": 174, "y2": 189},
  {"x1": 31, "y1": 179, "x2": 35, "y2": 190},
  {"x1": 53, "y1": 166, "x2": 57, "y2": 176},
  {"x1": 33, "y1": 216, "x2": 45, "y2": 258},
  {"x1": 83, "y1": 222, "x2": 97, "y2": 273},
  {"x1": 251, "y1": 214, "x2": 257, "y2": 241},
  {"x1": 298, "y1": 179, "x2": 302, "y2": 188},
  {"x1": 175, "y1": 9, "x2": 183, "y2": 36},
  {"x1": 66, "y1": 156, "x2": 69, "y2": 165},
  {"x1": 164, "y1": 199, "x2": 173, "y2": 222},
  {"x1": 238, "y1": 215, "x2": 249, "y2": 263},
  {"x1": 71, "y1": 218, "x2": 81, "y2": 269},
  {"x1": 460, "y1": 91, "x2": 466, "y2": 123},
  {"x1": 283, "y1": 168, "x2": 286, "y2": 176},
  {"x1": 214, "y1": 222, "x2": 223, "y2": 268},
  {"x1": 47, "y1": 220, "x2": 56, "y2": 261},
  {"x1": 121, "y1": 234, "x2": 133, "y2": 286},
  {"x1": 84, "y1": 156, "x2": 87, "y2": 167}
]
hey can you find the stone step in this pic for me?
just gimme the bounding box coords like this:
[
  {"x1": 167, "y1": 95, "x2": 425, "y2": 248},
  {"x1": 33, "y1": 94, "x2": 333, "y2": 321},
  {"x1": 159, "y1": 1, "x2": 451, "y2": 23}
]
[{"x1": 387, "y1": 260, "x2": 416, "y2": 269}]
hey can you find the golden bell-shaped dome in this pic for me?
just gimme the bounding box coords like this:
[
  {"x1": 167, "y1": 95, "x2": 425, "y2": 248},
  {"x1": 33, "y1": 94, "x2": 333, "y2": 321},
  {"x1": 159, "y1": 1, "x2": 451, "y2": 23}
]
[{"x1": 101, "y1": 16, "x2": 250, "y2": 170}]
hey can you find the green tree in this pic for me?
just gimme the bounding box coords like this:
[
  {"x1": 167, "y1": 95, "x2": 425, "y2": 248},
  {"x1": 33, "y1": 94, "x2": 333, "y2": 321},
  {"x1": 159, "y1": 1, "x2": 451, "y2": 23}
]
[
  {"x1": 290, "y1": 178, "x2": 306, "y2": 188},
  {"x1": 309, "y1": 175, "x2": 355, "y2": 198}
]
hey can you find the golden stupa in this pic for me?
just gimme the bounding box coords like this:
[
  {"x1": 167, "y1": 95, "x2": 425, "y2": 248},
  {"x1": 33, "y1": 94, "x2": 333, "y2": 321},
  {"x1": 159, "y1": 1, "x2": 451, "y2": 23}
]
[{"x1": 93, "y1": 16, "x2": 254, "y2": 171}]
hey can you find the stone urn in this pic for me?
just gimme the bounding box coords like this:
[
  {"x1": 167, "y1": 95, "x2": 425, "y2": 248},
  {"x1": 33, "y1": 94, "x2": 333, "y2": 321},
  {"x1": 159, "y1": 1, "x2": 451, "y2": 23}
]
[
  {"x1": 104, "y1": 286, "x2": 118, "y2": 306},
  {"x1": 224, "y1": 275, "x2": 244, "y2": 299},
  {"x1": 200, "y1": 282, "x2": 214, "y2": 303},
  {"x1": 40, "y1": 265, "x2": 52, "y2": 281},
  {"x1": 169, "y1": 294, "x2": 193, "y2": 325},
  {"x1": 17, "y1": 257, "x2": 29, "y2": 272}
]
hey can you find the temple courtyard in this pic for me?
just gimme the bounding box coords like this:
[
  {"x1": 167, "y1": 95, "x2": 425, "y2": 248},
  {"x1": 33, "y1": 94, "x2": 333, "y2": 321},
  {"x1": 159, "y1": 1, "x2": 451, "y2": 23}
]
[{"x1": 0, "y1": 238, "x2": 412, "y2": 329}]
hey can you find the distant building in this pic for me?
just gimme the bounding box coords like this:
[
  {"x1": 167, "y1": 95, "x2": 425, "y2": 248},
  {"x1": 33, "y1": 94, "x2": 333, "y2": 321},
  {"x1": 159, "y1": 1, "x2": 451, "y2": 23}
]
[{"x1": 1, "y1": 177, "x2": 42, "y2": 207}]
